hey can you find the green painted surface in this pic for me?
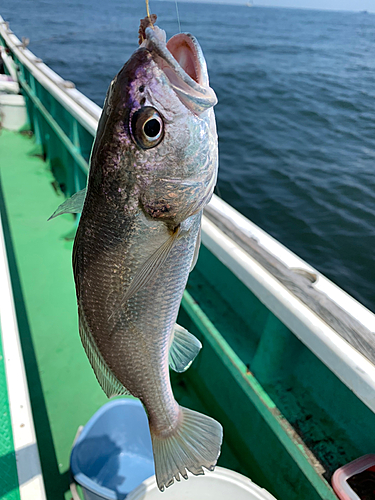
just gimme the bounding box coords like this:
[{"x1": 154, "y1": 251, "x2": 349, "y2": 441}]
[
  {"x1": 182, "y1": 248, "x2": 375, "y2": 498},
  {"x1": 177, "y1": 292, "x2": 338, "y2": 500},
  {"x1": 14, "y1": 61, "x2": 91, "y2": 199},
  {"x1": 0, "y1": 325, "x2": 20, "y2": 500},
  {"x1": 0, "y1": 130, "x2": 107, "y2": 500}
]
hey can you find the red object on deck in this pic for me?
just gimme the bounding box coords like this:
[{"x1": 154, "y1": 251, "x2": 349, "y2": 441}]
[{"x1": 332, "y1": 454, "x2": 375, "y2": 500}]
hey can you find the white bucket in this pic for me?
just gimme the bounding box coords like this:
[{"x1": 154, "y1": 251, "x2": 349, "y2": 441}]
[
  {"x1": 126, "y1": 467, "x2": 277, "y2": 500},
  {"x1": 0, "y1": 93, "x2": 27, "y2": 131}
]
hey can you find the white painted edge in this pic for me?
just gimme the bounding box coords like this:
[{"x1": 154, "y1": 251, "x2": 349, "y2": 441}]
[
  {"x1": 208, "y1": 194, "x2": 375, "y2": 334},
  {"x1": 0, "y1": 17, "x2": 100, "y2": 136},
  {"x1": 0, "y1": 215, "x2": 46, "y2": 498},
  {"x1": 201, "y1": 215, "x2": 375, "y2": 414}
]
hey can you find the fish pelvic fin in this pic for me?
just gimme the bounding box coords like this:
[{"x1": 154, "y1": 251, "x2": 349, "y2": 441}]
[
  {"x1": 169, "y1": 324, "x2": 202, "y2": 373},
  {"x1": 150, "y1": 406, "x2": 223, "y2": 491},
  {"x1": 79, "y1": 313, "x2": 130, "y2": 397},
  {"x1": 48, "y1": 187, "x2": 87, "y2": 220}
]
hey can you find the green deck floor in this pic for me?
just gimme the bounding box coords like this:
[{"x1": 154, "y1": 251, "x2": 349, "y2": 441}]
[{"x1": 0, "y1": 130, "x2": 108, "y2": 499}]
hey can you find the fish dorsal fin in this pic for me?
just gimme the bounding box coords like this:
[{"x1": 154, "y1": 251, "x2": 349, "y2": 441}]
[
  {"x1": 190, "y1": 223, "x2": 201, "y2": 272},
  {"x1": 119, "y1": 226, "x2": 180, "y2": 308},
  {"x1": 79, "y1": 312, "x2": 130, "y2": 397},
  {"x1": 169, "y1": 324, "x2": 202, "y2": 373},
  {"x1": 48, "y1": 188, "x2": 87, "y2": 220}
]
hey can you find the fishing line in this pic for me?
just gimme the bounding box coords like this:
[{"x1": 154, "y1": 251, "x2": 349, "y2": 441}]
[
  {"x1": 146, "y1": 0, "x2": 155, "y2": 29},
  {"x1": 175, "y1": 0, "x2": 181, "y2": 33}
]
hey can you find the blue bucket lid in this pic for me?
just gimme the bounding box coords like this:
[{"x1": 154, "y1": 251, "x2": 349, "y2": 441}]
[{"x1": 71, "y1": 398, "x2": 155, "y2": 500}]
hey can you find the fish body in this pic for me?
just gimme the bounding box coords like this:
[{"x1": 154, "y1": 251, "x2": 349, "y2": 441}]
[{"x1": 70, "y1": 23, "x2": 222, "y2": 490}]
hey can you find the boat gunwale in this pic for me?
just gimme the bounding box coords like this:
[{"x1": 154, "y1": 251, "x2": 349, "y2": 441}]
[
  {"x1": 205, "y1": 198, "x2": 375, "y2": 365},
  {"x1": 206, "y1": 195, "x2": 375, "y2": 334},
  {"x1": 201, "y1": 215, "x2": 375, "y2": 414}
]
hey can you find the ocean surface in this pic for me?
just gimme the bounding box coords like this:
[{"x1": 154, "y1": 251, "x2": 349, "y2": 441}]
[{"x1": 3, "y1": 1, "x2": 375, "y2": 312}]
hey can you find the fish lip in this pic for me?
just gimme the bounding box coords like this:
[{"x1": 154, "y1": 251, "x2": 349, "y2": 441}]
[{"x1": 145, "y1": 27, "x2": 217, "y2": 113}]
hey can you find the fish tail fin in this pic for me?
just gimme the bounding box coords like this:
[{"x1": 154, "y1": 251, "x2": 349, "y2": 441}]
[{"x1": 150, "y1": 406, "x2": 223, "y2": 491}]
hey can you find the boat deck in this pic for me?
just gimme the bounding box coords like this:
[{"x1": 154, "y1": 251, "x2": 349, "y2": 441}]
[{"x1": 0, "y1": 129, "x2": 107, "y2": 499}]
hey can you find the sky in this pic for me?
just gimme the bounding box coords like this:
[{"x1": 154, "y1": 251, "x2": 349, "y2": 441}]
[
  {"x1": 253, "y1": 0, "x2": 374, "y2": 12},
  {"x1": 167, "y1": 0, "x2": 375, "y2": 12}
]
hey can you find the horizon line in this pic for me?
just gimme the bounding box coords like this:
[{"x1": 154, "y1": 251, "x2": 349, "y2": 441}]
[{"x1": 154, "y1": 0, "x2": 374, "y2": 14}]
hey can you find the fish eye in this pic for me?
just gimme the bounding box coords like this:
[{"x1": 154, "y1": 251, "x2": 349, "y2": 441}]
[
  {"x1": 144, "y1": 118, "x2": 161, "y2": 140},
  {"x1": 131, "y1": 106, "x2": 164, "y2": 149}
]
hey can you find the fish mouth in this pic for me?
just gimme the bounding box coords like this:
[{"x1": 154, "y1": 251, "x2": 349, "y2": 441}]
[{"x1": 145, "y1": 27, "x2": 217, "y2": 114}]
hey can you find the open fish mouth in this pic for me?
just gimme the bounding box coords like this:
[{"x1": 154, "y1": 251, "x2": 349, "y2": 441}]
[{"x1": 145, "y1": 26, "x2": 217, "y2": 114}]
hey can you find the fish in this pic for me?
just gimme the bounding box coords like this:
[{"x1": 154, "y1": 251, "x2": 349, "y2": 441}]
[{"x1": 50, "y1": 16, "x2": 222, "y2": 491}]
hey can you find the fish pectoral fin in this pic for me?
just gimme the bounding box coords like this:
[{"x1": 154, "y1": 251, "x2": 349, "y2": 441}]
[
  {"x1": 48, "y1": 187, "x2": 87, "y2": 220},
  {"x1": 169, "y1": 324, "x2": 202, "y2": 373},
  {"x1": 79, "y1": 313, "x2": 130, "y2": 398},
  {"x1": 190, "y1": 223, "x2": 201, "y2": 272},
  {"x1": 120, "y1": 227, "x2": 180, "y2": 305},
  {"x1": 150, "y1": 406, "x2": 223, "y2": 491}
]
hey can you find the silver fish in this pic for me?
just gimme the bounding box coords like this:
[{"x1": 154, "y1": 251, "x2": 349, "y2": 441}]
[{"x1": 51, "y1": 19, "x2": 222, "y2": 491}]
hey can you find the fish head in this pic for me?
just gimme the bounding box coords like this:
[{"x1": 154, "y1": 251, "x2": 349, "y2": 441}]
[{"x1": 90, "y1": 24, "x2": 218, "y2": 224}]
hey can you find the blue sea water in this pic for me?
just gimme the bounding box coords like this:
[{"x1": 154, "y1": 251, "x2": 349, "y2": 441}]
[{"x1": 2, "y1": 1, "x2": 375, "y2": 312}]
